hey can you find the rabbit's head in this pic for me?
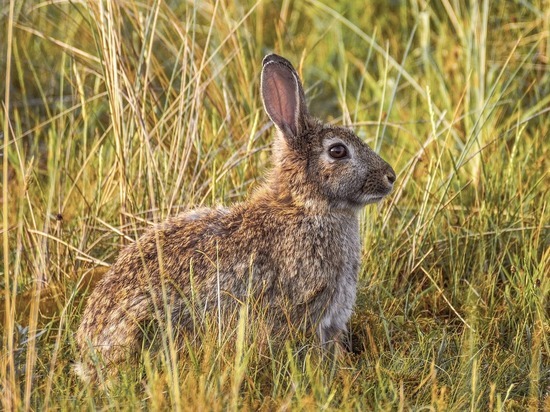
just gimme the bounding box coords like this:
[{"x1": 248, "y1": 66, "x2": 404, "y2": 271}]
[{"x1": 261, "y1": 54, "x2": 396, "y2": 211}]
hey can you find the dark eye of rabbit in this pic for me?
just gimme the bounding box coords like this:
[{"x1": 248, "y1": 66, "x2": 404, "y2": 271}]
[{"x1": 328, "y1": 144, "x2": 348, "y2": 159}]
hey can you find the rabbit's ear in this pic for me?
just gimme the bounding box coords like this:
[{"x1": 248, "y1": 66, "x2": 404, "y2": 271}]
[{"x1": 261, "y1": 54, "x2": 309, "y2": 139}]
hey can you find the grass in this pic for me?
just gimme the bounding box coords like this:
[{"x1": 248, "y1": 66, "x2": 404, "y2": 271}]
[{"x1": 1, "y1": 0, "x2": 549, "y2": 410}]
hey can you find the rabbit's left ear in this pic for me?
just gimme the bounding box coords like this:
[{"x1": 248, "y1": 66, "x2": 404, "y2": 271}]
[{"x1": 261, "y1": 54, "x2": 309, "y2": 140}]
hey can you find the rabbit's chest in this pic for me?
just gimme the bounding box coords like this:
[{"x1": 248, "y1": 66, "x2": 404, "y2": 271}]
[
  {"x1": 317, "y1": 240, "x2": 360, "y2": 342},
  {"x1": 312, "y1": 220, "x2": 361, "y2": 343}
]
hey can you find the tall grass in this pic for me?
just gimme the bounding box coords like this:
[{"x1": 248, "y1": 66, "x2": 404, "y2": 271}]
[{"x1": 1, "y1": 0, "x2": 548, "y2": 409}]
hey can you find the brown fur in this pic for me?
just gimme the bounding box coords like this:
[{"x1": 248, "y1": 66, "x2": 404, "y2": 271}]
[{"x1": 75, "y1": 54, "x2": 396, "y2": 383}]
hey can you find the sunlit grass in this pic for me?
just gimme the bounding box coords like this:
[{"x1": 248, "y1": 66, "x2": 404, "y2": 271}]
[{"x1": 1, "y1": 0, "x2": 549, "y2": 410}]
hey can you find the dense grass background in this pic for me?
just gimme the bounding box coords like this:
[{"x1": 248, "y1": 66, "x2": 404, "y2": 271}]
[{"x1": 1, "y1": 0, "x2": 549, "y2": 410}]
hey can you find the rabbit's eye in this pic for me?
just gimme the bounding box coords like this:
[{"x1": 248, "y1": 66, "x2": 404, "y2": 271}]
[{"x1": 329, "y1": 144, "x2": 348, "y2": 159}]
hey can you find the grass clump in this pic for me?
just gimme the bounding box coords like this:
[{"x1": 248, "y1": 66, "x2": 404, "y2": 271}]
[{"x1": 1, "y1": 0, "x2": 548, "y2": 410}]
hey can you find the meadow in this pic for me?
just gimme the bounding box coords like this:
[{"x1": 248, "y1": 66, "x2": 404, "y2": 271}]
[{"x1": 1, "y1": 0, "x2": 549, "y2": 410}]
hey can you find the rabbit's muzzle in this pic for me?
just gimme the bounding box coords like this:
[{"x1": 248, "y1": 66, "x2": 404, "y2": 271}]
[{"x1": 362, "y1": 161, "x2": 396, "y2": 203}]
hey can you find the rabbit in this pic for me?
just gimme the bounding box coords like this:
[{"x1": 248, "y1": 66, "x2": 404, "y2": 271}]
[{"x1": 74, "y1": 53, "x2": 396, "y2": 383}]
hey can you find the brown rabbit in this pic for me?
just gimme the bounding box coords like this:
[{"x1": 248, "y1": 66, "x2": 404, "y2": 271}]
[{"x1": 75, "y1": 54, "x2": 396, "y2": 383}]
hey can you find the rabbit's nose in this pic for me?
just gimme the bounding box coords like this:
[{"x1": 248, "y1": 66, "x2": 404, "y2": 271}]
[{"x1": 384, "y1": 164, "x2": 396, "y2": 186}]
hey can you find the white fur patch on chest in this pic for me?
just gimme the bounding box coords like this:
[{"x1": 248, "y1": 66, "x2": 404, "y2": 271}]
[{"x1": 318, "y1": 267, "x2": 358, "y2": 344}]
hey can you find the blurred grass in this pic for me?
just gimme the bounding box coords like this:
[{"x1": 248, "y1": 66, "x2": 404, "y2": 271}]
[{"x1": 1, "y1": 0, "x2": 549, "y2": 410}]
